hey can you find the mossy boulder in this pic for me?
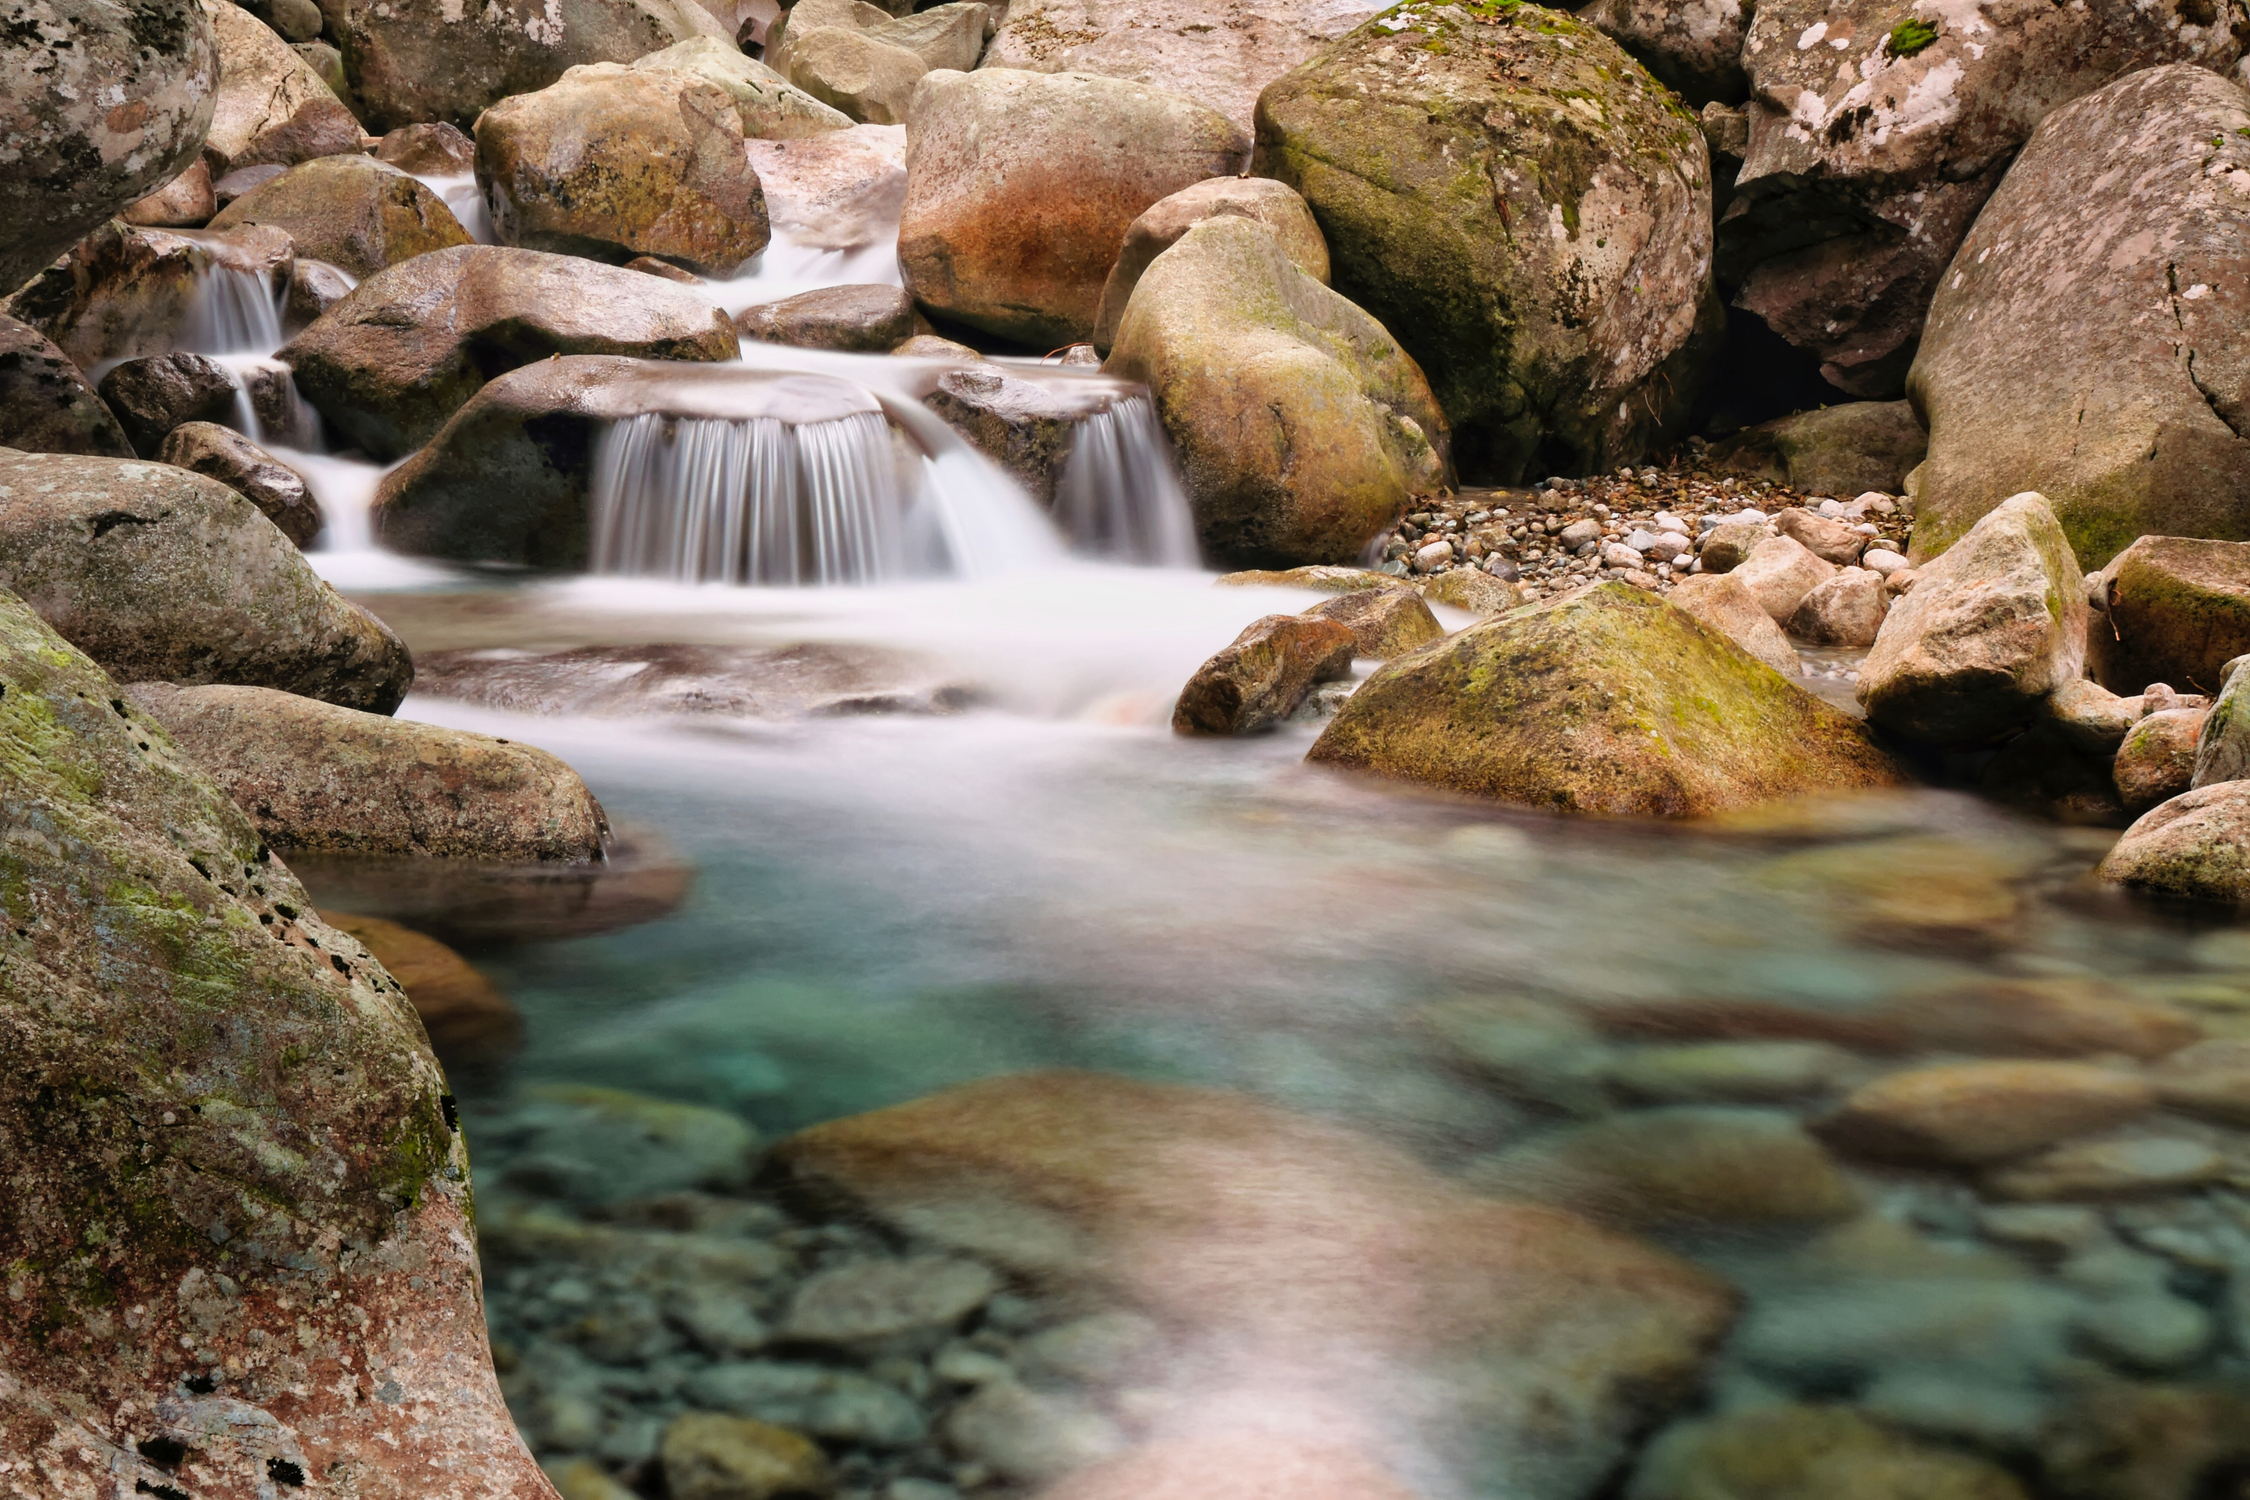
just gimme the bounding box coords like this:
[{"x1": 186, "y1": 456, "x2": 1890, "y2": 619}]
[
  {"x1": 1705, "y1": 400, "x2": 1925, "y2": 498},
  {"x1": 0, "y1": 451, "x2": 412, "y2": 712},
  {"x1": 1308, "y1": 582, "x2": 1905, "y2": 817},
  {"x1": 0, "y1": 588, "x2": 547, "y2": 1495},
  {"x1": 1107, "y1": 215, "x2": 1449, "y2": 566},
  {"x1": 1093, "y1": 174, "x2": 1330, "y2": 355},
  {"x1": 1253, "y1": 0, "x2": 1720, "y2": 481},
  {"x1": 2089, "y1": 536, "x2": 2250, "y2": 696},
  {"x1": 209, "y1": 153, "x2": 474, "y2": 279}
]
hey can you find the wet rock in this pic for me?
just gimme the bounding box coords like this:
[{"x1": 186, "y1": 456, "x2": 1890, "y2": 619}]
[
  {"x1": 0, "y1": 315, "x2": 133, "y2": 458},
  {"x1": 415, "y1": 638, "x2": 967, "y2": 720},
  {"x1": 922, "y1": 366, "x2": 1122, "y2": 505},
  {"x1": 1774, "y1": 506, "x2": 1869, "y2": 567},
  {"x1": 1470, "y1": 1107, "x2": 1861, "y2": 1228},
  {"x1": 376, "y1": 120, "x2": 478, "y2": 175},
  {"x1": 782, "y1": 25, "x2": 927, "y2": 124},
  {"x1": 1254, "y1": 2, "x2": 1719, "y2": 482},
  {"x1": 1879, "y1": 978, "x2": 2200, "y2": 1062},
  {"x1": 0, "y1": 590, "x2": 548, "y2": 1496},
  {"x1": 662, "y1": 1412, "x2": 834, "y2": 1500},
  {"x1": 128, "y1": 682, "x2": 609, "y2": 862},
  {"x1": 1732, "y1": 534, "x2": 1836, "y2": 626},
  {"x1": 1311, "y1": 583, "x2": 1903, "y2": 816},
  {"x1": 2087, "y1": 537, "x2": 2250, "y2": 696},
  {"x1": 1093, "y1": 174, "x2": 1329, "y2": 354},
  {"x1": 286, "y1": 255, "x2": 356, "y2": 329},
  {"x1": 1788, "y1": 567, "x2": 1887, "y2": 648},
  {"x1": 737, "y1": 284, "x2": 917, "y2": 351},
  {"x1": 1172, "y1": 612, "x2": 1357, "y2": 735},
  {"x1": 686, "y1": 1361, "x2": 928, "y2": 1446},
  {"x1": 1303, "y1": 587, "x2": 1443, "y2": 658},
  {"x1": 781, "y1": 1256, "x2": 998, "y2": 1346},
  {"x1": 7, "y1": 220, "x2": 296, "y2": 367},
  {"x1": 96, "y1": 350, "x2": 241, "y2": 456},
  {"x1": 745, "y1": 122, "x2": 907, "y2": 255},
  {"x1": 2099, "y1": 779, "x2": 2250, "y2": 902},
  {"x1": 0, "y1": 0, "x2": 218, "y2": 297},
  {"x1": 944, "y1": 1379, "x2": 1127, "y2": 1486},
  {"x1": 2150, "y1": 1039, "x2": 2250, "y2": 1126},
  {"x1": 122, "y1": 158, "x2": 218, "y2": 228},
  {"x1": 325, "y1": 0, "x2": 730, "y2": 132},
  {"x1": 157, "y1": 420, "x2": 324, "y2": 547},
  {"x1": 1983, "y1": 1132, "x2": 2228, "y2": 1202},
  {"x1": 2114, "y1": 708, "x2": 2208, "y2": 813},
  {"x1": 1036, "y1": 1435, "x2": 1416, "y2": 1500},
  {"x1": 1668, "y1": 571, "x2": 1797, "y2": 674},
  {"x1": 1629, "y1": 1403, "x2": 2029, "y2": 1500},
  {"x1": 0, "y1": 452, "x2": 410, "y2": 710},
  {"x1": 280, "y1": 245, "x2": 738, "y2": 461},
  {"x1": 1859, "y1": 492, "x2": 2085, "y2": 747},
  {"x1": 1108, "y1": 216, "x2": 1447, "y2": 566},
  {"x1": 1816, "y1": 1061, "x2": 2155, "y2": 1167},
  {"x1": 899, "y1": 67, "x2": 1250, "y2": 347},
  {"x1": 895, "y1": 334, "x2": 979, "y2": 360},
  {"x1": 210, "y1": 154, "x2": 473, "y2": 279},
  {"x1": 476, "y1": 63, "x2": 771, "y2": 275},
  {"x1": 321, "y1": 910, "x2": 524, "y2": 1058},
  {"x1": 1606, "y1": 1041, "x2": 1854, "y2": 1104},
  {"x1": 1911, "y1": 66, "x2": 2250, "y2": 568},
  {"x1": 202, "y1": 0, "x2": 361, "y2": 175},
  {"x1": 549, "y1": 1458, "x2": 644, "y2": 1500}
]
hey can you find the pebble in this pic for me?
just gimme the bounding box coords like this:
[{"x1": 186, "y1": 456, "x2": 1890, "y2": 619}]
[
  {"x1": 1973, "y1": 1204, "x2": 2106, "y2": 1254},
  {"x1": 661, "y1": 1412, "x2": 834, "y2": 1500},
  {"x1": 1014, "y1": 1310, "x2": 1163, "y2": 1387},
  {"x1": 1604, "y1": 1041, "x2": 1855, "y2": 1104},
  {"x1": 940, "y1": 1379, "x2": 1127, "y2": 1484},
  {"x1": 1982, "y1": 1134, "x2": 2227, "y2": 1201},
  {"x1": 686, "y1": 1361, "x2": 930, "y2": 1447},
  {"x1": 781, "y1": 1256, "x2": 998, "y2": 1347},
  {"x1": 1815, "y1": 1061, "x2": 2156, "y2": 1166},
  {"x1": 2150, "y1": 1039, "x2": 2250, "y2": 1126},
  {"x1": 2073, "y1": 1292, "x2": 2216, "y2": 1372}
]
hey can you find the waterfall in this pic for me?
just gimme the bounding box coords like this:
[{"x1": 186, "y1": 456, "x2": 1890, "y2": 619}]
[
  {"x1": 591, "y1": 411, "x2": 916, "y2": 585},
  {"x1": 212, "y1": 354, "x2": 321, "y2": 448},
  {"x1": 177, "y1": 261, "x2": 287, "y2": 355},
  {"x1": 1053, "y1": 394, "x2": 1201, "y2": 567}
]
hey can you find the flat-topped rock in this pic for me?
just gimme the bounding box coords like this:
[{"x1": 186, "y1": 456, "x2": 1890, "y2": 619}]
[{"x1": 209, "y1": 153, "x2": 474, "y2": 279}]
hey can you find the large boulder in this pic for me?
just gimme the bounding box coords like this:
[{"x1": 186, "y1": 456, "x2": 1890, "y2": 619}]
[
  {"x1": 633, "y1": 35, "x2": 852, "y2": 138},
  {"x1": 476, "y1": 63, "x2": 772, "y2": 275},
  {"x1": 1857, "y1": 492, "x2": 2085, "y2": 747},
  {"x1": 209, "y1": 154, "x2": 475, "y2": 278},
  {"x1": 319, "y1": 0, "x2": 731, "y2": 132},
  {"x1": 0, "y1": 591, "x2": 548, "y2": 1498},
  {"x1": 202, "y1": 0, "x2": 364, "y2": 176},
  {"x1": 1093, "y1": 174, "x2": 1329, "y2": 355},
  {"x1": 1910, "y1": 65, "x2": 2250, "y2": 566},
  {"x1": 2087, "y1": 536, "x2": 2250, "y2": 697},
  {"x1": 983, "y1": 0, "x2": 1384, "y2": 138},
  {"x1": 279, "y1": 244, "x2": 739, "y2": 460},
  {"x1": 1723, "y1": 0, "x2": 2243, "y2": 401},
  {"x1": 898, "y1": 68, "x2": 1250, "y2": 347},
  {"x1": 5, "y1": 221, "x2": 295, "y2": 369},
  {"x1": 1667, "y1": 571, "x2": 1798, "y2": 674},
  {"x1": 1308, "y1": 582, "x2": 1905, "y2": 816},
  {"x1": 2101, "y1": 781, "x2": 2250, "y2": 902},
  {"x1": 1254, "y1": 3, "x2": 1720, "y2": 482},
  {"x1": 128, "y1": 683, "x2": 610, "y2": 863},
  {"x1": 781, "y1": 23, "x2": 929, "y2": 124},
  {"x1": 0, "y1": 315, "x2": 133, "y2": 458},
  {"x1": 1106, "y1": 216, "x2": 1448, "y2": 567},
  {"x1": 1578, "y1": 0, "x2": 1749, "y2": 107},
  {"x1": 1704, "y1": 400, "x2": 1925, "y2": 498},
  {"x1": 765, "y1": 1071, "x2": 1738, "y2": 1500},
  {"x1": 745, "y1": 122, "x2": 907, "y2": 254},
  {"x1": 0, "y1": 0, "x2": 217, "y2": 298},
  {"x1": 0, "y1": 452, "x2": 412, "y2": 712}
]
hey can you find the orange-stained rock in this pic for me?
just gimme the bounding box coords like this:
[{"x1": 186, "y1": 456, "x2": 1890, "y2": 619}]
[
  {"x1": 322, "y1": 911, "x2": 525, "y2": 1059},
  {"x1": 1816, "y1": 1061, "x2": 2155, "y2": 1165}
]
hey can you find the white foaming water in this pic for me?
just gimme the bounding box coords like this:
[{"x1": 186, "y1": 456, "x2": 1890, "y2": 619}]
[
  {"x1": 178, "y1": 261, "x2": 288, "y2": 355},
  {"x1": 415, "y1": 173, "x2": 497, "y2": 245},
  {"x1": 272, "y1": 447, "x2": 462, "y2": 590},
  {"x1": 210, "y1": 354, "x2": 321, "y2": 447},
  {"x1": 704, "y1": 228, "x2": 904, "y2": 316},
  {"x1": 1054, "y1": 393, "x2": 1202, "y2": 567}
]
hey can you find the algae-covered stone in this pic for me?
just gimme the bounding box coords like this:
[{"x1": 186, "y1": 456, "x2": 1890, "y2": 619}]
[
  {"x1": 2099, "y1": 780, "x2": 2250, "y2": 903},
  {"x1": 1705, "y1": 401, "x2": 1926, "y2": 500},
  {"x1": 634, "y1": 36, "x2": 853, "y2": 138},
  {"x1": 477, "y1": 63, "x2": 773, "y2": 276},
  {"x1": 210, "y1": 154, "x2": 474, "y2": 279},
  {"x1": 1308, "y1": 582, "x2": 1905, "y2": 817},
  {"x1": 1254, "y1": 0, "x2": 1720, "y2": 481},
  {"x1": 0, "y1": 590, "x2": 547, "y2": 1495},
  {"x1": 2089, "y1": 536, "x2": 2250, "y2": 696},
  {"x1": 1107, "y1": 215, "x2": 1449, "y2": 566},
  {"x1": 0, "y1": 451, "x2": 411, "y2": 712}
]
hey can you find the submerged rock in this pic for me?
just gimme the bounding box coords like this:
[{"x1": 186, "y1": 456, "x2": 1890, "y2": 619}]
[
  {"x1": 1311, "y1": 583, "x2": 1904, "y2": 817},
  {"x1": 1816, "y1": 1061, "x2": 2155, "y2": 1166},
  {"x1": 128, "y1": 682, "x2": 609, "y2": 863},
  {"x1": 0, "y1": 451, "x2": 411, "y2": 712},
  {"x1": 1107, "y1": 216, "x2": 1448, "y2": 566},
  {"x1": 209, "y1": 154, "x2": 475, "y2": 279},
  {"x1": 0, "y1": 590, "x2": 547, "y2": 1496},
  {"x1": 661, "y1": 1412, "x2": 833, "y2": 1500},
  {"x1": 322, "y1": 910, "x2": 525, "y2": 1059},
  {"x1": 0, "y1": 0, "x2": 217, "y2": 297},
  {"x1": 1093, "y1": 174, "x2": 1329, "y2": 355},
  {"x1": 414, "y1": 639, "x2": 972, "y2": 720},
  {"x1": 280, "y1": 245, "x2": 739, "y2": 461},
  {"x1": 2089, "y1": 536, "x2": 2250, "y2": 697},
  {"x1": 0, "y1": 315, "x2": 133, "y2": 459},
  {"x1": 898, "y1": 67, "x2": 1250, "y2": 347},
  {"x1": 157, "y1": 420, "x2": 324, "y2": 547},
  {"x1": 1172, "y1": 613, "x2": 1357, "y2": 735},
  {"x1": 1254, "y1": 1, "x2": 1719, "y2": 481},
  {"x1": 2099, "y1": 780, "x2": 2250, "y2": 903},
  {"x1": 201, "y1": 0, "x2": 362, "y2": 176},
  {"x1": 1630, "y1": 1404, "x2": 2029, "y2": 1500}
]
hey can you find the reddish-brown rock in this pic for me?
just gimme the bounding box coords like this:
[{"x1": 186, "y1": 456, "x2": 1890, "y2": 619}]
[{"x1": 1172, "y1": 612, "x2": 1356, "y2": 734}]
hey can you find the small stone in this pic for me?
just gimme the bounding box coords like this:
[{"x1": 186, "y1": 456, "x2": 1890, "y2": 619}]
[
  {"x1": 941, "y1": 1379, "x2": 1126, "y2": 1485},
  {"x1": 661, "y1": 1412, "x2": 834, "y2": 1500},
  {"x1": 1558, "y1": 518, "x2": 1602, "y2": 549},
  {"x1": 1604, "y1": 1041, "x2": 1854, "y2": 1104},
  {"x1": 1816, "y1": 1062, "x2": 2155, "y2": 1166},
  {"x1": 1787, "y1": 567, "x2": 1888, "y2": 648},
  {"x1": 666, "y1": 1286, "x2": 772, "y2": 1356},
  {"x1": 1014, "y1": 1310, "x2": 1162, "y2": 1387},
  {"x1": 781, "y1": 1256, "x2": 998, "y2": 1346},
  {"x1": 736, "y1": 284, "x2": 918, "y2": 352},
  {"x1": 1982, "y1": 1132, "x2": 2227, "y2": 1200},
  {"x1": 1413, "y1": 538, "x2": 1455, "y2": 572},
  {"x1": 1629, "y1": 1403, "x2": 2029, "y2": 1500},
  {"x1": 545, "y1": 1458, "x2": 642, "y2": 1500},
  {"x1": 1859, "y1": 547, "x2": 1909, "y2": 575},
  {"x1": 1772, "y1": 506, "x2": 1869, "y2": 565},
  {"x1": 157, "y1": 422, "x2": 321, "y2": 548},
  {"x1": 931, "y1": 1343, "x2": 1013, "y2": 1385},
  {"x1": 1974, "y1": 1203, "x2": 2105, "y2": 1252},
  {"x1": 2150, "y1": 1039, "x2": 2250, "y2": 1125},
  {"x1": 1732, "y1": 534, "x2": 1836, "y2": 624},
  {"x1": 1697, "y1": 517, "x2": 1771, "y2": 573},
  {"x1": 686, "y1": 1361, "x2": 928, "y2": 1448},
  {"x1": 2113, "y1": 707, "x2": 2206, "y2": 812},
  {"x1": 2074, "y1": 1292, "x2": 2216, "y2": 1372}
]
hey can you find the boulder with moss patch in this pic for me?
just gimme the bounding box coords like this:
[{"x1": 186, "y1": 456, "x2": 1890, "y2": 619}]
[
  {"x1": 2088, "y1": 536, "x2": 2250, "y2": 696},
  {"x1": 209, "y1": 154, "x2": 474, "y2": 279}
]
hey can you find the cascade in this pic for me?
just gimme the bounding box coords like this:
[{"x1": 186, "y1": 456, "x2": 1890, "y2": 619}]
[
  {"x1": 177, "y1": 259, "x2": 287, "y2": 355},
  {"x1": 211, "y1": 354, "x2": 322, "y2": 448},
  {"x1": 1051, "y1": 393, "x2": 1201, "y2": 567}
]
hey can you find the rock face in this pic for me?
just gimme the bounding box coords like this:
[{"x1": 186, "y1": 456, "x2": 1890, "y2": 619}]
[
  {"x1": 898, "y1": 68, "x2": 1251, "y2": 347},
  {"x1": 0, "y1": 590, "x2": 549, "y2": 1499},
  {"x1": 765, "y1": 1071, "x2": 1738, "y2": 1500},
  {"x1": 2088, "y1": 536, "x2": 2250, "y2": 696},
  {"x1": 0, "y1": 315, "x2": 133, "y2": 458},
  {"x1": 737, "y1": 284, "x2": 918, "y2": 351},
  {"x1": 1858, "y1": 493, "x2": 2085, "y2": 747},
  {"x1": 0, "y1": 0, "x2": 218, "y2": 298},
  {"x1": 1909, "y1": 66, "x2": 2250, "y2": 567},
  {"x1": 1724, "y1": 0, "x2": 2244, "y2": 402},
  {"x1": 1172, "y1": 613, "x2": 1357, "y2": 735},
  {"x1": 1106, "y1": 216, "x2": 1448, "y2": 567},
  {"x1": 280, "y1": 245, "x2": 739, "y2": 461},
  {"x1": 476, "y1": 63, "x2": 772, "y2": 275},
  {"x1": 1579, "y1": 0, "x2": 1749, "y2": 107},
  {"x1": 1093, "y1": 174, "x2": 1329, "y2": 355},
  {"x1": 7, "y1": 220, "x2": 295, "y2": 369},
  {"x1": 983, "y1": 0, "x2": 1384, "y2": 138},
  {"x1": 2101, "y1": 779, "x2": 2250, "y2": 902},
  {"x1": 634, "y1": 35, "x2": 852, "y2": 138},
  {"x1": 1309, "y1": 583, "x2": 1904, "y2": 817},
  {"x1": 0, "y1": 452, "x2": 412, "y2": 712},
  {"x1": 322, "y1": 0, "x2": 731, "y2": 132},
  {"x1": 96, "y1": 350, "x2": 241, "y2": 456},
  {"x1": 128, "y1": 683, "x2": 610, "y2": 863},
  {"x1": 1254, "y1": 3, "x2": 1719, "y2": 482},
  {"x1": 158, "y1": 420, "x2": 325, "y2": 547},
  {"x1": 210, "y1": 154, "x2": 475, "y2": 279},
  {"x1": 202, "y1": 0, "x2": 363, "y2": 176},
  {"x1": 1704, "y1": 401, "x2": 1925, "y2": 499}
]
